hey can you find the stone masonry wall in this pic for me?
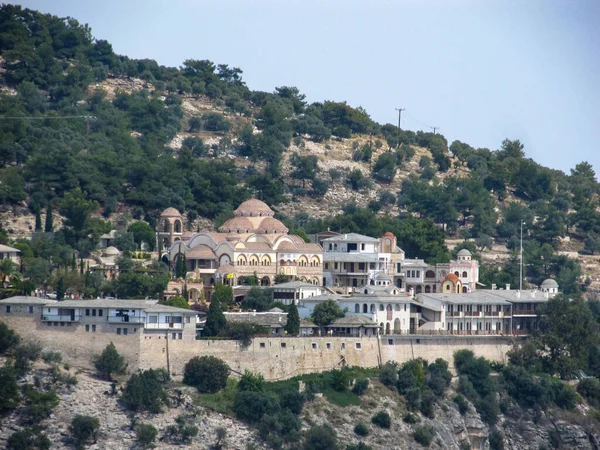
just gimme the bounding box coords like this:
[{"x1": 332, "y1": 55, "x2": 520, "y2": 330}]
[{"x1": 2, "y1": 313, "x2": 515, "y2": 381}]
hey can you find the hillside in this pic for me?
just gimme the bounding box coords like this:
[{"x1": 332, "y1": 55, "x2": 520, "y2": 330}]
[{"x1": 1, "y1": 4, "x2": 600, "y2": 295}]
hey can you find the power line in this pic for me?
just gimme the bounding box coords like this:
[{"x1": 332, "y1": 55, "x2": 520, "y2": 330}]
[{"x1": 430, "y1": 126, "x2": 439, "y2": 134}]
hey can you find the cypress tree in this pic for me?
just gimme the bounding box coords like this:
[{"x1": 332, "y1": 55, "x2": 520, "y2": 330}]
[
  {"x1": 204, "y1": 297, "x2": 226, "y2": 337},
  {"x1": 34, "y1": 209, "x2": 42, "y2": 231},
  {"x1": 285, "y1": 302, "x2": 301, "y2": 336},
  {"x1": 175, "y1": 253, "x2": 187, "y2": 279},
  {"x1": 44, "y1": 204, "x2": 54, "y2": 232},
  {"x1": 56, "y1": 277, "x2": 65, "y2": 301},
  {"x1": 71, "y1": 252, "x2": 76, "y2": 271}
]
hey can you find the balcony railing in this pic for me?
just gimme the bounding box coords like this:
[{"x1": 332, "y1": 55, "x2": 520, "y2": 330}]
[
  {"x1": 144, "y1": 323, "x2": 184, "y2": 330},
  {"x1": 108, "y1": 316, "x2": 145, "y2": 323},
  {"x1": 42, "y1": 315, "x2": 80, "y2": 322},
  {"x1": 513, "y1": 310, "x2": 537, "y2": 316}
]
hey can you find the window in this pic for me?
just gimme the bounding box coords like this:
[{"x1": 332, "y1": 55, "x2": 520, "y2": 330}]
[
  {"x1": 85, "y1": 309, "x2": 90, "y2": 316},
  {"x1": 98, "y1": 309, "x2": 103, "y2": 317},
  {"x1": 92, "y1": 325, "x2": 96, "y2": 332},
  {"x1": 259, "y1": 342, "x2": 266, "y2": 348},
  {"x1": 281, "y1": 342, "x2": 286, "y2": 348},
  {"x1": 361, "y1": 243, "x2": 365, "y2": 250},
  {"x1": 404, "y1": 304, "x2": 407, "y2": 311},
  {"x1": 324, "y1": 263, "x2": 329, "y2": 270},
  {"x1": 117, "y1": 328, "x2": 121, "y2": 335},
  {"x1": 341, "y1": 343, "x2": 346, "y2": 349},
  {"x1": 326, "y1": 343, "x2": 331, "y2": 349},
  {"x1": 355, "y1": 343, "x2": 362, "y2": 349},
  {"x1": 312, "y1": 343, "x2": 317, "y2": 349},
  {"x1": 178, "y1": 333, "x2": 182, "y2": 340},
  {"x1": 5, "y1": 306, "x2": 10, "y2": 313},
  {"x1": 85, "y1": 324, "x2": 90, "y2": 332},
  {"x1": 388, "y1": 339, "x2": 394, "y2": 345},
  {"x1": 149, "y1": 315, "x2": 158, "y2": 323},
  {"x1": 92, "y1": 309, "x2": 96, "y2": 317},
  {"x1": 358, "y1": 263, "x2": 365, "y2": 270},
  {"x1": 186, "y1": 316, "x2": 191, "y2": 323},
  {"x1": 416, "y1": 271, "x2": 420, "y2": 278},
  {"x1": 28, "y1": 306, "x2": 34, "y2": 313},
  {"x1": 334, "y1": 263, "x2": 338, "y2": 270},
  {"x1": 416, "y1": 339, "x2": 421, "y2": 344},
  {"x1": 462, "y1": 271, "x2": 468, "y2": 278},
  {"x1": 172, "y1": 333, "x2": 176, "y2": 340},
  {"x1": 123, "y1": 328, "x2": 128, "y2": 335}
]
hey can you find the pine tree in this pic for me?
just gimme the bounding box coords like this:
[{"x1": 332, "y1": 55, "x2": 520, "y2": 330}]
[
  {"x1": 94, "y1": 342, "x2": 127, "y2": 381},
  {"x1": 285, "y1": 302, "x2": 300, "y2": 336},
  {"x1": 44, "y1": 204, "x2": 54, "y2": 233},
  {"x1": 204, "y1": 297, "x2": 226, "y2": 337},
  {"x1": 35, "y1": 209, "x2": 42, "y2": 232}
]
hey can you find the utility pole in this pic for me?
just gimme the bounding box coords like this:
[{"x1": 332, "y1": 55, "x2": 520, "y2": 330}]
[
  {"x1": 430, "y1": 126, "x2": 439, "y2": 134},
  {"x1": 520, "y1": 221, "x2": 525, "y2": 291},
  {"x1": 395, "y1": 108, "x2": 405, "y2": 131}
]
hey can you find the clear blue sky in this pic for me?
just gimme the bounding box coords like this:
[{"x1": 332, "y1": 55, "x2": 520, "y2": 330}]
[{"x1": 13, "y1": 0, "x2": 600, "y2": 174}]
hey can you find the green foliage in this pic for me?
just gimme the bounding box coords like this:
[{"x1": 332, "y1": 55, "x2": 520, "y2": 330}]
[
  {"x1": 121, "y1": 369, "x2": 169, "y2": 413},
  {"x1": 23, "y1": 387, "x2": 59, "y2": 424},
  {"x1": 14, "y1": 342, "x2": 42, "y2": 375},
  {"x1": 379, "y1": 361, "x2": 399, "y2": 387},
  {"x1": 234, "y1": 390, "x2": 280, "y2": 424},
  {"x1": 577, "y1": 378, "x2": 600, "y2": 408},
  {"x1": 175, "y1": 252, "x2": 187, "y2": 279},
  {"x1": 204, "y1": 296, "x2": 226, "y2": 337},
  {"x1": 7, "y1": 426, "x2": 50, "y2": 450},
  {"x1": 135, "y1": 423, "x2": 158, "y2": 449},
  {"x1": 279, "y1": 389, "x2": 305, "y2": 415},
  {"x1": 241, "y1": 287, "x2": 273, "y2": 312},
  {"x1": 163, "y1": 415, "x2": 198, "y2": 444},
  {"x1": 71, "y1": 415, "x2": 100, "y2": 448},
  {"x1": 163, "y1": 295, "x2": 190, "y2": 309},
  {"x1": 354, "y1": 422, "x2": 369, "y2": 436},
  {"x1": 285, "y1": 302, "x2": 300, "y2": 336},
  {"x1": 454, "y1": 394, "x2": 469, "y2": 415},
  {"x1": 346, "y1": 442, "x2": 373, "y2": 450},
  {"x1": 0, "y1": 364, "x2": 21, "y2": 413},
  {"x1": 373, "y1": 152, "x2": 397, "y2": 183},
  {"x1": 221, "y1": 322, "x2": 267, "y2": 348},
  {"x1": 93, "y1": 342, "x2": 126, "y2": 381},
  {"x1": 330, "y1": 369, "x2": 350, "y2": 392},
  {"x1": 238, "y1": 370, "x2": 266, "y2": 393},
  {"x1": 311, "y1": 299, "x2": 344, "y2": 326},
  {"x1": 183, "y1": 356, "x2": 229, "y2": 393},
  {"x1": 0, "y1": 322, "x2": 20, "y2": 354},
  {"x1": 352, "y1": 378, "x2": 369, "y2": 396},
  {"x1": 489, "y1": 429, "x2": 505, "y2": 450},
  {"x1": 371, "y1": 410, "x2": 391, "y2": 429},
  {"x1": 413, "y1": 425, "x2": 436, "y2": 447},
  {"x1": 303, "y1": 424, "x2": 338, "y2": 450},
  {"x1": 403, "y1": 412, "x2": 419, "y2": 424}
]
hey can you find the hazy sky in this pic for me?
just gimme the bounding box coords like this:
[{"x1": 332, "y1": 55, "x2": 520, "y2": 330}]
[{"x1": 13, "y1": 0, "x2": 600, "y2": 174}]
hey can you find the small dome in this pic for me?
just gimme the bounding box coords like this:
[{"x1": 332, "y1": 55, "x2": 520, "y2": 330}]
[
  {"x1": 457, "y1": 249, "x2": 472, "y2": 257},
  {"x1": 443, "y1": 273, "x2": 460, "y2": 284},
  {"x1": 161, "y1": 207, "x2": 182, "y2": 217},
  {"x1": 234, "y1": 199, "x2": 274, "y2": 217},
  {"x1": 219, "y1": 217, "x2": 254, "y2": 233},
  {"x1": 104, "y1": 246, "x2": 120, "y2": 256},
  {"x1": 382, "y1": 232, "x2": 395, "y2": 239},
  {"x1": 375, "y1": 273, "x2": 392, "y2": 281},
  {"x1": 541, "y1": 279, "x2": 559, "y2": 289},
  {"x1": 257, "y1": 217, "x2": 288, "y2": 233}
]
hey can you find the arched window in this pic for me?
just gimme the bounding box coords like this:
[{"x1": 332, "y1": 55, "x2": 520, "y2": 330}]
[
  {"x1": 174, "y1": 220, "x2": 182, "y2": 233},
  {"x1": 462, "y1": 271, "x2": 468, "y2": 278},
  {"x1": 416, "y1": 285, "x2": 422, "y2": 294},
  {"x1": 454, "y1": 271, "x2": 459, "y2": 277},
  {"x1": 395, "y1": 304, "x2": 400, "y2": 311},
  {"x1": 363, "y1": 304, "x2": 368, "y2": 313},
  {"x1": 355, "y1": 303, "x2": 360, "y2": 313},
  {"x1": 425, "y1": 270, "x2": 435, "y2": 278},
  {"x1": 386, "y1": 305, "x2": 392, "y2": 311},
  {"x1": 162, "y1": 220, "x2": 170, "y2": 233},
  {"x1": 425, "y1": 285, "x2": 431, "y2": 293},
  {"x1": 379, "y1": 304, "x2": 384, "y2": 311},
  {"x1": 462, "y1": 286, "x2": 468, "y2": 293},
  {"x1": 370, "y1": 304, "x2": 375, "y2": 313}
]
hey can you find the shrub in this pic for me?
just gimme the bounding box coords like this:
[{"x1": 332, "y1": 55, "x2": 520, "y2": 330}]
[
  {"x1": 330, "y1": 369, "x2": 350, "y2": 392},
  {"x1": 183, "y1": 356, "x2": 229, "y2": 393},
  {"x1": 15, "y1": 342, "x2": 42, "y2": 375},
  {"x1": 489, "y1": 429, "x2": 505, "y2": 450},
  {"x1": 354, "y1": 422, "x2": 369, "y2": 436},
  {"x1": 234, "y1": 391, "x2": 280, "y2": 424},
  {"x1": 0, "y1": 322, "x2": 20, "y2": 354},
  {"x1": 552, "y1": 380, "x2": 577, "y2": 410},
  {"x1": 94, "y1": 342, "x2": 126, "y2": 381},
  {"x1": 237, "y1": 370, "x2": 266, "y2": 393},
  {"x1": 427, "y1": 358, "x2": 452, "y2": 396},
  {"x1": 454, "y1": 394, "x2": 469, "y2": 415},
  {"x1": 379, "y1": 361, "x2": 399, "y2": 387},
  {"x1": 7, "y1": 426, "x2": 51, "y2": 450},
  {"x1": 280, "y1": 389, "x2": 305, "y2": 415},
  {"x1": 420, "y1": 389, "x2": 436, "y2": 418},
  {"x1": 23, "y1": 388, "x2": 59, "y2": 424},
  {"x1": 577, "y1": 378, "x2": 600, "y2": 408},
  {"x1": 413, "y1": 425, "x2": 436, "y2": 447},
  {"x1": 0, "y1": 364, "x2": 21, "y2": 413},
  {"x1": 346, "y1": 443, "x2": 373, "y2": 450},
  {"x1": 135, "y1": 423, "x2": 158, "y2": 449},
  {"x1": 352, "y1": 378, "x2": 369, "y2": 396},
  {"x1": 163, "y1": 415, "x2": 198, "y2": 444},
  {"x1": 403, "y1": 412, "x2": 419, "y2": 424},
  {"x1": 121, "y1": 369, "x2": 169, "y2": 413},
  {"x1": 71, "y1": 415, "x2": 100, "y2": 448},
  {"x1": 42, "y1": 351, "x2": 62, "y2": 365},
  {"x1": 404, "y1": 387, "x2": 422, "y2": 411},
  {"x1": 476, "y1": 394, "x2": 499, "y2": 426},
  {"x1": 371, "y1": 411, "x2": 391, "y2": 429},
  {"x1": 303, "y1": 424, "x2": 338, "y2": 450}
]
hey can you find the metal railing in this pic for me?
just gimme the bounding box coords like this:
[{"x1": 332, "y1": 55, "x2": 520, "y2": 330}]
[{"x1": 41, "y1": 315, "x2": 80, "y2": 322}]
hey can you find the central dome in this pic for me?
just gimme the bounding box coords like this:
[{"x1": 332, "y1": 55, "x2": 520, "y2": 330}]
[
  {"x1": 234, "y1": 199, "x2": 274, "y2": 217},
  {"x1": 219, "y1": 199, "x2": 288, "y2": 234}
]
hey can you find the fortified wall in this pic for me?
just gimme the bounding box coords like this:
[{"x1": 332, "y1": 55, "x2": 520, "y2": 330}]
[{"x1": 2, "y1": 313, "x2": 516, "y2": 380}]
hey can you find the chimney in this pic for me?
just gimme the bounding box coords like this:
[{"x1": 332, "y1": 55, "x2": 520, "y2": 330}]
[
  {"x1": 505, "y1": 284, "x2": 510, "y2": 291},
  {"x1": 515, "y1": 291, "x2": 520, "y2": 299},
  {"x1": 491, "y1": 284, "x2": 497, "y2": 290},
  {"x1": 531, "y1": 290, "x2": 536, "y2": 299}
]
